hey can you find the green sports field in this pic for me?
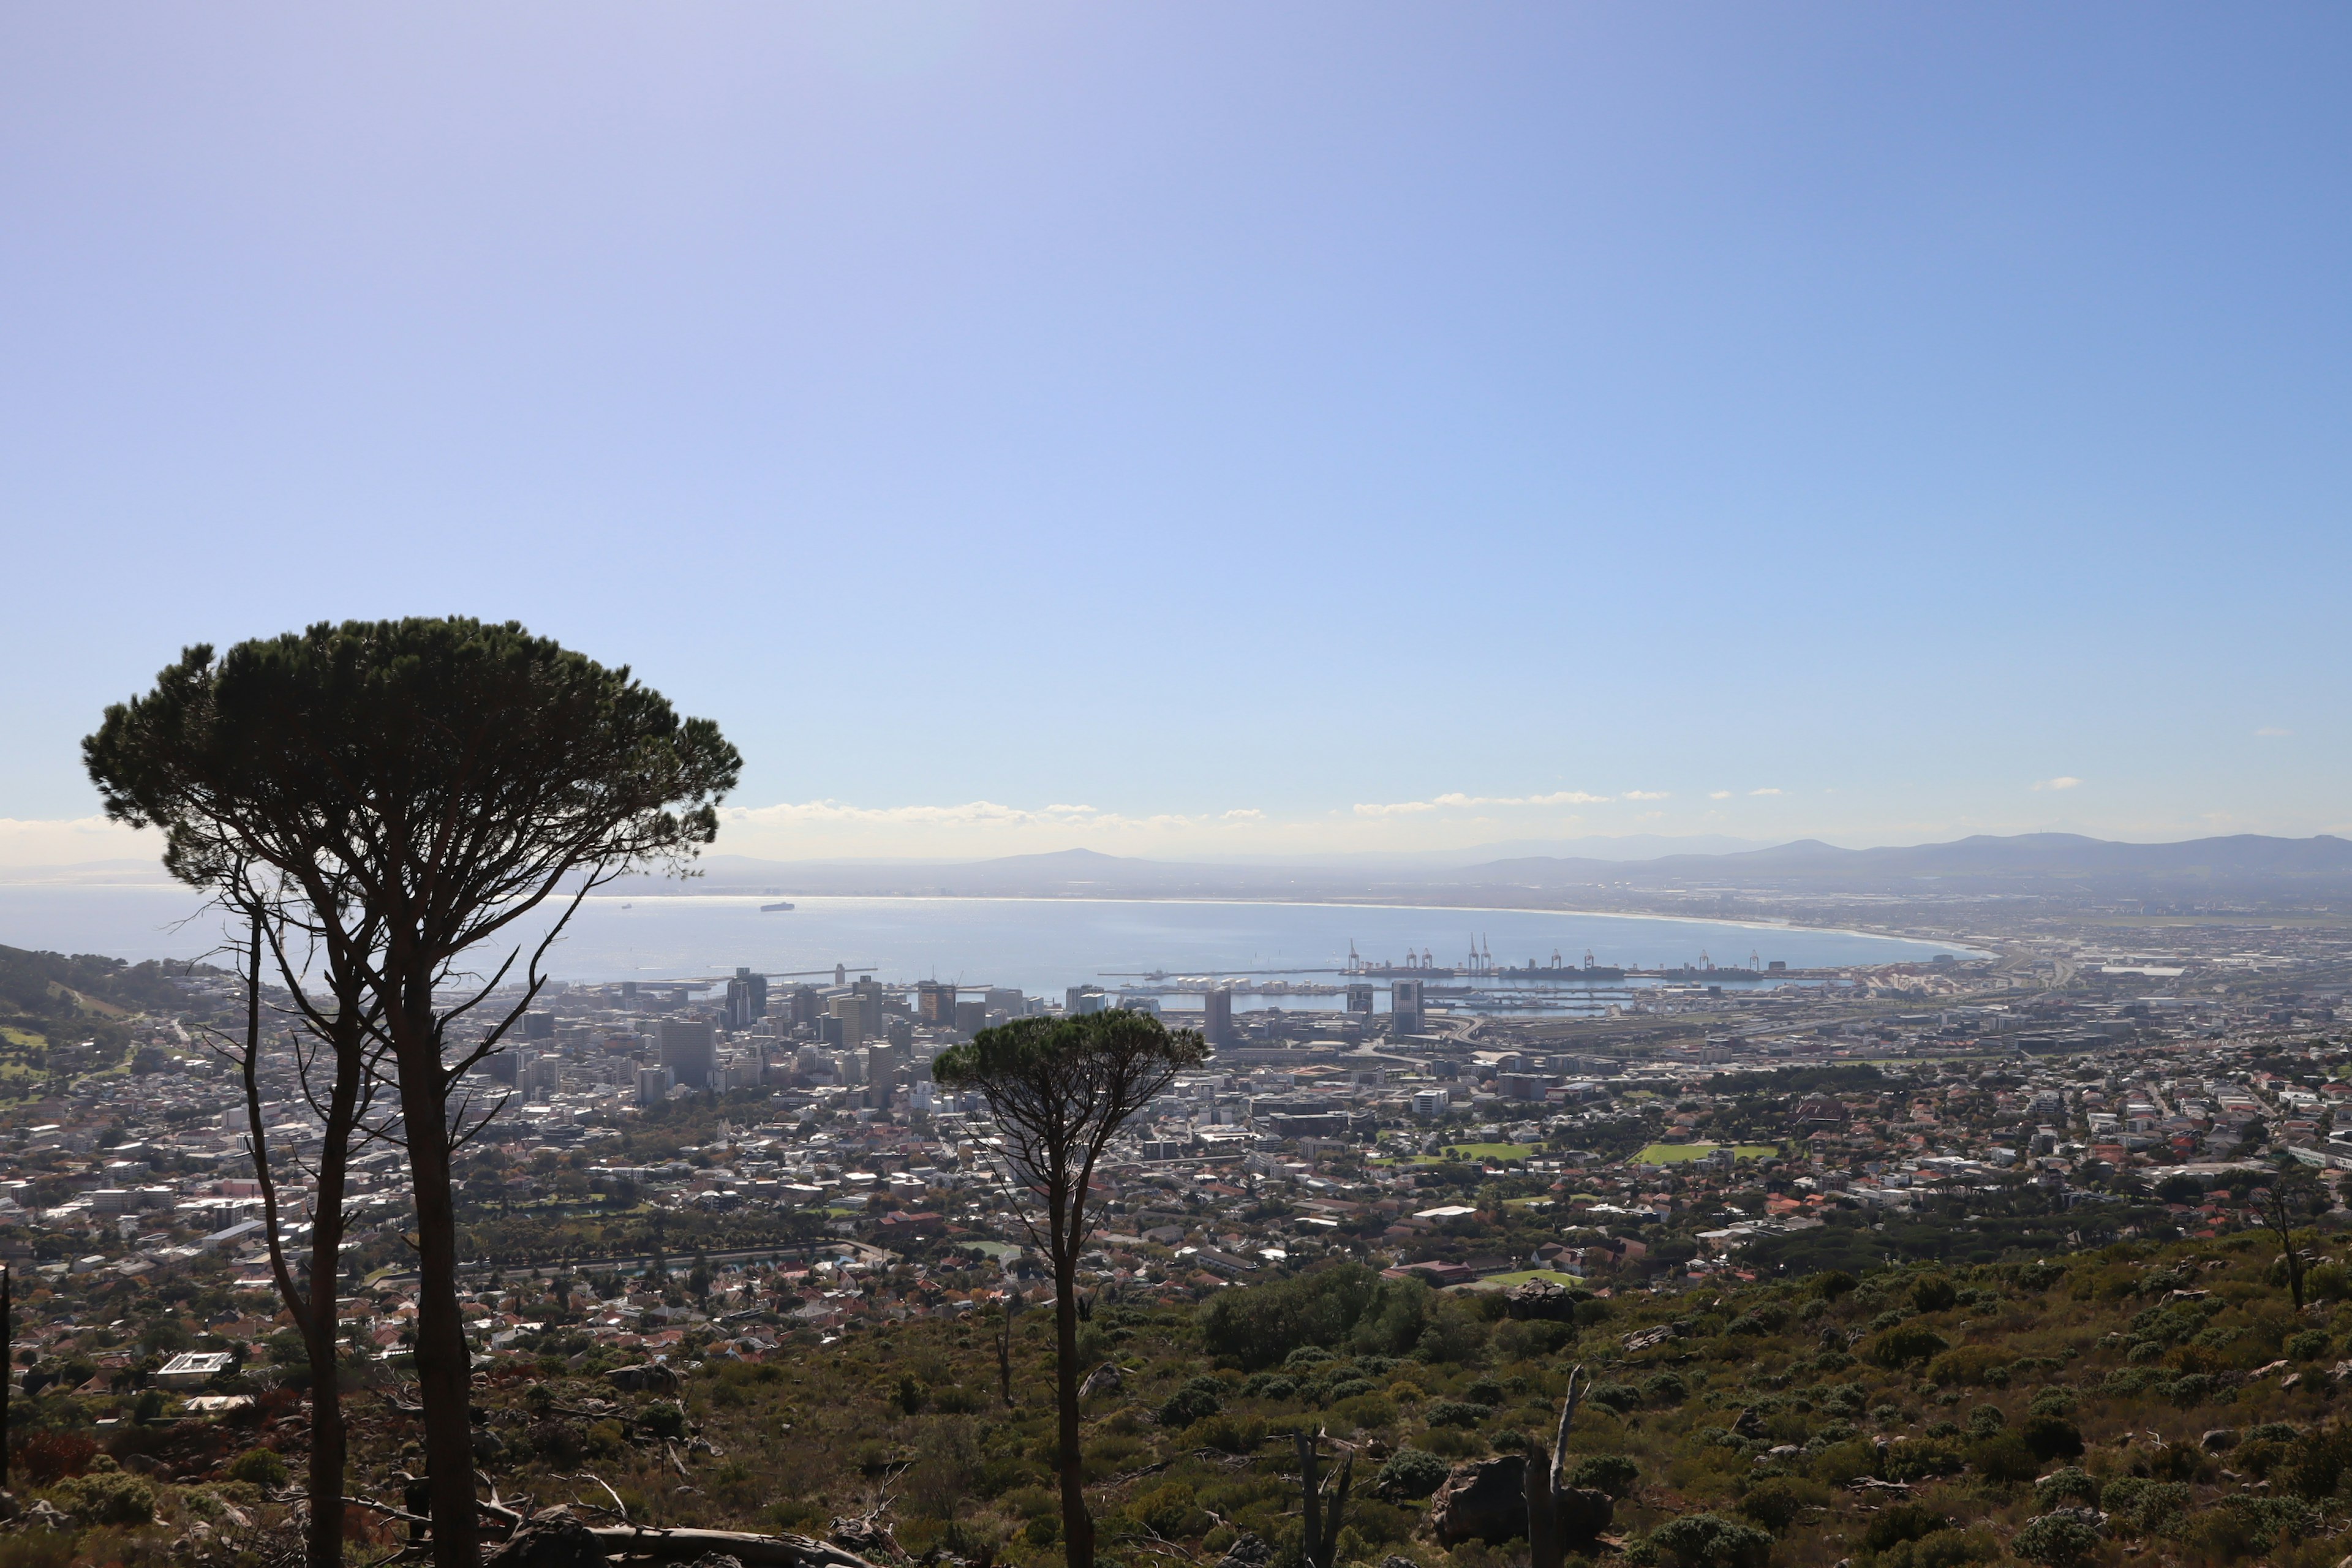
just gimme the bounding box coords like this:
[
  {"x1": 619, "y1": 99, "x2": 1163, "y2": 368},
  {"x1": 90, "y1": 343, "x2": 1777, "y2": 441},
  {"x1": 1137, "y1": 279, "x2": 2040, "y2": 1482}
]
[{"x1": 1632, "y1": 1141, "x2": 1780, "y2": 1164}]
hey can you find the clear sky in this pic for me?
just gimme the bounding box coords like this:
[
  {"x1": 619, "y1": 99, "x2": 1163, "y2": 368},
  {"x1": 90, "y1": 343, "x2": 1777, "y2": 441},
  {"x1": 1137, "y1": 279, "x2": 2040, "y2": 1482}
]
[{"x1": 2, "y1": 4, "x2": 2348, "y2": 867}]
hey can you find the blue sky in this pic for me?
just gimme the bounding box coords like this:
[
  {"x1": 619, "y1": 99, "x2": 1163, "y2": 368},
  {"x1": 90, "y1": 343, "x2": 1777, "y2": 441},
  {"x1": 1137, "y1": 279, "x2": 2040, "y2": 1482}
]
[{"x1": 2, "y1": 4, "x2": 2347, "y2": 865}]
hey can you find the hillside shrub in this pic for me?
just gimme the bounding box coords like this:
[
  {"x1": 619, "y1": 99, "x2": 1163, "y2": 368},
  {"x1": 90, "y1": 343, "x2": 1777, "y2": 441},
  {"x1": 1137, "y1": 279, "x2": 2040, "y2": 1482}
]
[
  {"x1": 49, "y1": 1470, "x2": 156, "y2": 1526},
  {"x1": 1883, "y1": 1439, "x2": 1965, "y2": 1483},
  {"x1": 1647, "y1": 1513, "x2": 1771, "y2": 1568},
  {"x1": 2033, "y1": 1468, "x2": 2100, "y2": 1508},
  {"x1": 1926, "y1": 1345, "x2": 2008, "y2": 1387},
  {"x1": 1912, "y1": 1276, "x2": 1958, "y2": 1313},
  {"x1": 10, "y1": 1431, "x2": 97, "y2": 1487},
  {"x1": 225, "y1": 1448, "x2": 287, "y2": 1487},
  {"x1": 2010, "y1": 1512, "x2": 2101, "y2": 1567},
  {"x1": 1425, "y1": 1400, "x2": 1491, "y2": 1428},
  {"x1": 2018, "y1": 1414, "x2": 2083, "y2": 1461},
  {"x1": 1863, "y1": 1505, "x2": 1946, "y2": 1553},
  {"x1": 1159, "y1": 1378, "x2": 1223, "y2": 1428},
  {"x1": 2102, "y1": 1477, "x2": 2190, "y2": 1535},
  {"x1": 1868, "y1": 1325, "x2": 1949, "y2": 1369},
  {"x1": 1200, "y1": 1265, "x2": 1431, "y2": 1370},
  {"x1": 1568, "y1": 1455, "x2": 1640, "y2": 1498},
  {"x1": 1969, "y1": 1433, "x2": 2040, "y2": 1484},
  {"x1": 2187, "y1": 1495, "x2": 2320, "y2": 1561},
  {"x1": 1736, "y1": 1477, "x2": 1825, "y2": 1534},
  {"x1": 1642, "y1": 1371, "x2": 1689, "y2": 1406},
  {"x1": 1374, "y1": 1449, "x2": 1450, "y2": 1500}
]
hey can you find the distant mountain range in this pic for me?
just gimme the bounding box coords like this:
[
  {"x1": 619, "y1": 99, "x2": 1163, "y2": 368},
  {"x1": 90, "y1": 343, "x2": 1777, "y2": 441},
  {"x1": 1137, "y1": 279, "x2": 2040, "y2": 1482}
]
[{"x1": 630, "y1": 832, "x2": 2352, "y2": 903}]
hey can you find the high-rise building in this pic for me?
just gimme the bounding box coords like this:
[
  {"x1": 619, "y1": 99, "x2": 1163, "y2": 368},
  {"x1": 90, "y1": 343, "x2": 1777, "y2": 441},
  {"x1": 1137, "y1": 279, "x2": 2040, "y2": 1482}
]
[
  {"x1": 1390, "y1": 979, "x2": 1425, "y2": 1035},
  {"x1": 660, "y1": 1019, "x2": 715, "y2": 1089},
  {"x1": 725, "y1": 969, "x2": 768, "y2": 1030},
  {"x1": 851, "y1": 978, "x2": 885, "y2": 1036},
  {"x1": 916, "y1": 982, "x2": 956, "y2": 1028},
  {"x1": 1202, "y1": 987, "x2": 1235, "y2": 1047},
  {"x1": 788, "y1": 986, "x2": 821, "y2": 1028},
  {"x1": 953, "y1": 1000, "x2": 987, "y2": 1035},
  {"x1": 827, "y1": 994, "x2": 867, "y2": 1050},
  {"x1": 636, "y1": 1065, "x2": 673, "y2": 1105},
  {"x1": 985, "y1": 987, "x2": 1025, "y2": 1017},
  {"x1": 1067, "y1": 986, "x2": 1108, "y2": 1016},
  {"x1": 523, "y1": 1012, "x2": 556, "y2": 1041},
  {"x1": 1344, "y1": 984, "x2": 1375, "y2": 1014}
]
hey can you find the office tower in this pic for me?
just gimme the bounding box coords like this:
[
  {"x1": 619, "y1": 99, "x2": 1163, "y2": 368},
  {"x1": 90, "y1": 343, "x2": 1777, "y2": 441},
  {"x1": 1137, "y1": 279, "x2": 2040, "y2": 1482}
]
[
  {"x1": 866, "y1": 1042, "x2": 904, "y2": 1086},
  {"x1": 523, "y1": 1012, "x2": 555, "y2": 1042},
  {"x1": 1066, "y1": 986, "x2": 1107, "y2": 1016},
  {"x1": 1344, "y1": 984, "x2": 1374, "y2": 1014},
  {"x1": 636, "y1": 1066, "x2": 673, "y2": 1106},
  {"x1": 1390, "y1": 979, "x2": 1425, "y2": 1035},
  {"x1": 827, "y1": 994, "x2": 867, "y2": 1050},
  {"x1": 789, "y1": 986, "x2": 821, "y2": 1028},
  {"x1": 851, "y1": 978, "x2": 886, "y2": 1035},
  {"x1": 1202, "y1": 987, "x2": 1235, "y2": 1047},
  {"x1": 916, "y1": 982, "x2": 956, "y2": 1028},
  {"x1": 818, "y1": 1014, "x2": 845, "y2": 1049},
  {"x1": 985, "y1": 987, "x2": 1023, "y2": 1017},
  {"x1": 526, "y1": 1056, "x2": 563, "y2": 1099},
  {"x1": 660, "y1": 1019, "x2": 715, "y2": 1089},
  {"x1": 953, "y1": 1000, "x2": 987, "y2": 1035},
  {"x1": 725, "y1": 969, "x2": 768, "y2": 1030}
]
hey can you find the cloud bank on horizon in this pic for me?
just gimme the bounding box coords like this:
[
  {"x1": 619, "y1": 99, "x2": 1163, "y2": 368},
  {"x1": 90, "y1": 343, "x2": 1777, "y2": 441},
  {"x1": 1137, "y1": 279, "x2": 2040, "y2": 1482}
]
[{"x1": 7, "y1": 788, "x2": 2340, "y2": 875}]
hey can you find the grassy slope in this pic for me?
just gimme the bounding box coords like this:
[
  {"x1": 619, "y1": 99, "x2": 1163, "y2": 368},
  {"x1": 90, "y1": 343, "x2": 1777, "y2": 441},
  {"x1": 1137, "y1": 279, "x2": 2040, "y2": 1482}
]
[{"x1": 400, "y1": 1228, "x2": 2352, "y2": 1568}]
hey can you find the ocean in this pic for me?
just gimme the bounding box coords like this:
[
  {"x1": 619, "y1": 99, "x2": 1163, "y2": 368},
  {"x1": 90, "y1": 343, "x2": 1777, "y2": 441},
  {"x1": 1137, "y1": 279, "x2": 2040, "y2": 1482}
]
[{"x1": 0, "y1": 883, "x2": 1970, "y2": 1012}]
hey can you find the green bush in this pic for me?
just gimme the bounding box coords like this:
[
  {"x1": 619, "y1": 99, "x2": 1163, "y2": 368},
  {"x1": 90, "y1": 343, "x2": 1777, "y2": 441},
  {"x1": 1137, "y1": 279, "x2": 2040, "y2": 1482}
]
[
  {"x1": 1863, "y1": 1505, "x2": 1946, "y2": 1553},
  {"x1": 2026, "y1": 1386, "x2": 2078, "y2": 1417},
  {"x1": 1567, "y1": 1455, "x2": 1640, "y2": 1499},
  {"x1": 1882, "y1": 1439, "x2": 1964, "y2": 1483},
  {"x1": 1647, "y1": 1513, "x2": 1772, "y2": 1568},
  {"x1": 1926, "y1": 1345, "x2": 2008, "y2": 1387},
  {"x1": 2033, "y1": 1468, "x2": 2100, "y2": 1509},
  {"x1": 2187, "y1": 1495, "x2": 2320, "y2": 1562},
  {"x1": 50, "y1": 1469, "x2": 157, "y2": 1525},
  {"x1": 2010, "y1": 1512, "x2": 2101, "y2": 1568},
  {"x1": 1375, "y1": 1449, "x2": 1451, "y2": 1500},
  {"x1": 2018, "y1": 1414, "x2": 2083, "y2": 1461},
  {"x1": 1425, "y1": 1400, "x2": 1491, "y2": 1428},
  {"x1": 224, "y1": 1447, "x2": 287, "y2": 1488},
  {"x1": 1642, "y1": 1371, "x2": 1689, "y2": 1406},
  {"x1": 1969, "y1": 1432, "x2": 2040, "y2": 1483},
  {"x1": 1912, "y1": 1276, "x2": 1959, "y2": 1313},
  {"x1": 1868, "y1": 1325, "x2": 1950, "y2": 1369},
  {"x1": 2101, "y1": 1477, "x2": 2190, "y2": 1536},
  {"x1": 1736, "y1": 1477, "x2": 1823, "y2": 1535},
  {"x1": 1159, "y1": 1378, "x2": 1223, "y2": 1428}
]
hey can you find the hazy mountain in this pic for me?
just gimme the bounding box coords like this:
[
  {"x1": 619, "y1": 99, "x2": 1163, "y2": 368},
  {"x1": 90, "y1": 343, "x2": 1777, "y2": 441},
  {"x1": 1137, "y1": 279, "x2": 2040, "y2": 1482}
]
[{"x1": 643, "y1": 832, "x2": 2352, "y2": 903}]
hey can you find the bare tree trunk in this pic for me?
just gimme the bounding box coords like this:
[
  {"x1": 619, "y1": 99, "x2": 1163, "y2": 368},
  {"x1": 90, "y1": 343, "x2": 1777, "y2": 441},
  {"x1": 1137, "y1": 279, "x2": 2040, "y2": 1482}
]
[
  {"x1": 1297, "y1": 1431, "x2": 1351, "y2": 1568},
  {"x1": 395, "y1": 981, "x2": 480, "y2": 1568},
  {"x1": 1054, "y1": 1246, "x2": 1092, "y2": 1568},
  {"x1": 997, "y1": 1295, "x2": 1020, "y2": 1408},
  {"x1": 1528, "y1": 1366, "x2": 1588, "y2": 1568}
]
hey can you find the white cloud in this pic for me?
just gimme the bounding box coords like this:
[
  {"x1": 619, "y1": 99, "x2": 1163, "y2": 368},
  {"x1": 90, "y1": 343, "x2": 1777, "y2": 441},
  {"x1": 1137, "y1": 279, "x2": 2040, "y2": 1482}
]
[
  {"x1": 1351, "y1": 790, "x2": 1608, "y2": 818},
  {"x1": 1748, "y1": 787, "x2": 1782, "y2": 797},
  {"x1": 2031, "y1": 777, "x2": 2082, "y2": 792},
  {"x1": 1621, "y1": 790, "x2": 1669, "y2": 801},
  {"x1": 1221, "y1": 808, "x2": 1265, "y2": 821},
  {"x1": 1709, "y1": 790, "x2": 1732, "y2": 800},
  {"x1": 0, "y1": 815, "x2": 166, "y2": 875}
]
